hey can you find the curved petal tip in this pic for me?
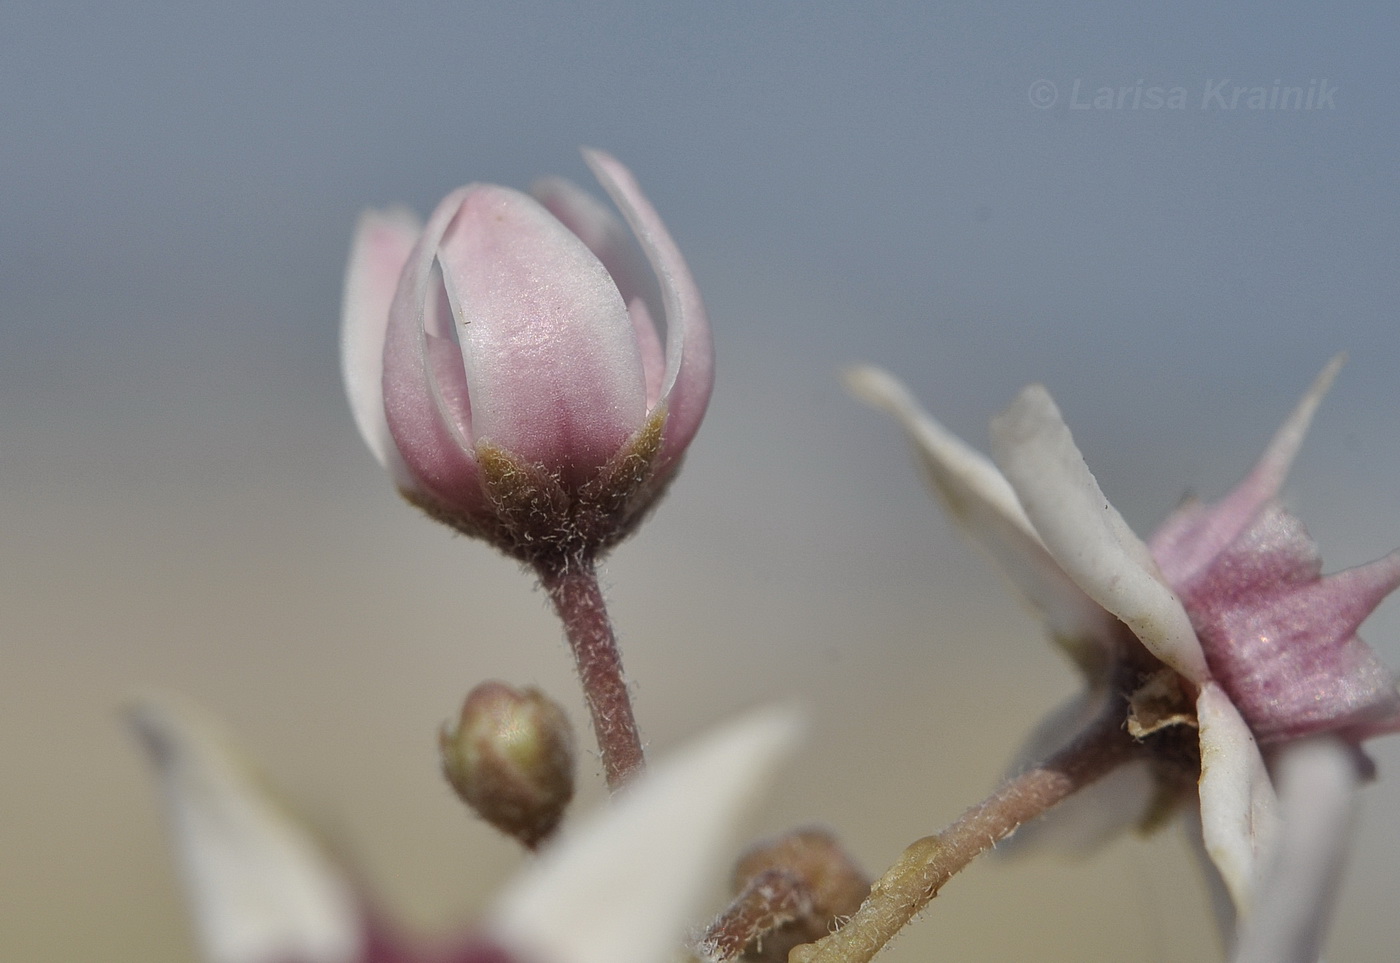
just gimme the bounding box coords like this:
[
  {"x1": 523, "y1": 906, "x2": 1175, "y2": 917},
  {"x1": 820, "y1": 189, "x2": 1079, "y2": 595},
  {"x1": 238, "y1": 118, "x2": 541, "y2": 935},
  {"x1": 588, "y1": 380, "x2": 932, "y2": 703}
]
[
  {"x1": 991, "y1": 384, "x2": 1210, "y2": 684},
  {"x1": 581, "y1": 148, "x2": 714, "y2": 466},
  {"x1": 341, "y1": 206, "x2": 423, "y2": 487},
  {"x1": 127, "y1": 695, "x2": 362, "y2": 963},
  {"x1": 488, "y1": 705, "x2": 804, "y2": 963}
]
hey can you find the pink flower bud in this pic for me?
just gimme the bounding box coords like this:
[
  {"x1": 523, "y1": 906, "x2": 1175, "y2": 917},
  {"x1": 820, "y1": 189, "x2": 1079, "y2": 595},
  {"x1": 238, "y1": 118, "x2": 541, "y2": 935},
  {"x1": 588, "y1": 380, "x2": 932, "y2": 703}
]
[{"x1": 342, "y1": 150, "x2": 713, "y2": 564}]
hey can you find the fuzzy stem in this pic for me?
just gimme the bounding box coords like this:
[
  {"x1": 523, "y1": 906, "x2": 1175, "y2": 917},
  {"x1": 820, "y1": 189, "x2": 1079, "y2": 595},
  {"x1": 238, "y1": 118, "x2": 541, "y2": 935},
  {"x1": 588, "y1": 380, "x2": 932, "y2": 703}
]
[
  {"x1": 789, "y1": 706, "x2": 1139, "y2": 963},
  {"x1": 538, "y1": 559, "x2": 645, "y2": 791},
  {"x1": 699, "y1": 868, "x2": 815, "y2": 962}
]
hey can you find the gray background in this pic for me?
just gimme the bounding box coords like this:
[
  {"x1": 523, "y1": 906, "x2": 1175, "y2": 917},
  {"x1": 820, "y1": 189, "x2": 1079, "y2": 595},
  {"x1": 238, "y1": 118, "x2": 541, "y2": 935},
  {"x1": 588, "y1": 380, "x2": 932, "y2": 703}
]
[{"x1": 4, "y1": 3, "x2": 1399, "y2": 960}]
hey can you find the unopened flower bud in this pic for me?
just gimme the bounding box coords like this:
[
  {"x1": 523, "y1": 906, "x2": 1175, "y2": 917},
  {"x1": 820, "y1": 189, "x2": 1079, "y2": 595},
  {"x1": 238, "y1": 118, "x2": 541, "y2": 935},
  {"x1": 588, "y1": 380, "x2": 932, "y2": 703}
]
[
  {"x1": 440, "y1": 682, "x2": 576, "y2": 849},
  {"x1": 340, "y1": 150, "x2": 714, "y2": 565},
  {"x1": 701, "y1": 828, "x2": 870, "y2": 962},
  {"x1": 733, "y1": 828, "x2": 869, "y2": 932}
]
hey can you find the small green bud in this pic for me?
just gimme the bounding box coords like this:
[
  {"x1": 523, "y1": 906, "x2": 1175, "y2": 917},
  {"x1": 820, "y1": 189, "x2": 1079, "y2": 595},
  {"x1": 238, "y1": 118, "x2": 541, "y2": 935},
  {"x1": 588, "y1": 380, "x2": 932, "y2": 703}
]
[{"x1": 440, "y1": 682, "x2": 576, "y2": 849}]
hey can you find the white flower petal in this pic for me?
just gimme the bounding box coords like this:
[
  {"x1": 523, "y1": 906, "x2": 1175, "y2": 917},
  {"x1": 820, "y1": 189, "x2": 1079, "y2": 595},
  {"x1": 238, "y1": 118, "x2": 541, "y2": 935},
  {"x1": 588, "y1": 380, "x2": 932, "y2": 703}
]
[
  {"x1": 848, "y1": 366, "x2": 1120, "y2": 674},
  {"x1": 1197, "y1": 684, "x2": 1281, "y2": 917},
  {"x1": 128, "y1": 696, "x2": 362, "y2": 963},
  {"x1": 340, "y1": 206, "x2": 422, "y2": 487},
  {"x1": 1180, "y1": 802, "x2": 1241, "y2": 942},
  {"x1": 583, "y1": 148, "x2": 714, "y2": 466},
  {"x1": 990, "y1": 384, "x2": 1210, "y2": 683},
  {"x1": 1232, "y1": 736, "x2": 1361, "y2": 963},
  {"x1": 487, "y1": 706, "x2": 803, "y2": 963}
]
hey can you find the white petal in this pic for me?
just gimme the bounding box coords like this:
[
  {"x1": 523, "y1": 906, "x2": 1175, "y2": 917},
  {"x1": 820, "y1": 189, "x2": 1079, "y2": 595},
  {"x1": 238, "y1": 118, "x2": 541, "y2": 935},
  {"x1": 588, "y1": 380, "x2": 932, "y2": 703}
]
[
  {"x1": 487, "y1": 706, "x2": 803, "y2": 963},
  {"x1": 990, "y1": 384, "x2": 1210, "y2": 683},
  {"x1": 340, "y1": 207, "x2": 423, "y2": 488},
  {"x1": 1232, "y1": 736, "x2": 1361, "y2": 963},
  {"x1": 1197, "y1": 684, "x2": 1281, "y2": 917},
  {"x1": 128, "y1": 696, "x2": 362, "y2": 963},
  {"x1": 1181, "y1": 802, "x2": 1241, "y2": 942},
  {"x1": 848, "y1": 366, "x2": 1121, "y2": 675},
  {"x1": 583, "y1": 148, "x2": 714, "y2": 465}
]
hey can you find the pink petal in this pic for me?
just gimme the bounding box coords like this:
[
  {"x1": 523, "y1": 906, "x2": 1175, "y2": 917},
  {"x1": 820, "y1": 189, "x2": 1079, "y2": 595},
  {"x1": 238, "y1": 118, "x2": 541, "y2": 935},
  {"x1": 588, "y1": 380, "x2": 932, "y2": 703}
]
[
  {"x1": 382, "y1": 189, "x2": 489, "y2": 514},
  {"x1": 1232, "y1": 736, "x2": 1362, "y2": 963},
  {"x1": 341, "y1": 207, "x2": 423, "y2": 487},
  {"x1": 990, "y1": 385, "x2": 1210, "y2": 684},
  {"x1": 847, "y1": 365, "x2": 1123, "y2": 676},
  {"x1": 1181, "y1": 505, "x2": 1400, "y2": 743},
  {"x1": 531, "y1": 176, "x2": 665, "y2": 407},
  {"x1": 439, "y1": 185, "x2": 647, "y2": 483},
  {"x1": 583, "y1": 149, "x2": 714, "y2": 468},
  {"x1": 1151, "y1": 356, "x2": 1343, "y2": 586},
  {"x1": 531, "y1": 175, "x2": 659, "y2": 313}
]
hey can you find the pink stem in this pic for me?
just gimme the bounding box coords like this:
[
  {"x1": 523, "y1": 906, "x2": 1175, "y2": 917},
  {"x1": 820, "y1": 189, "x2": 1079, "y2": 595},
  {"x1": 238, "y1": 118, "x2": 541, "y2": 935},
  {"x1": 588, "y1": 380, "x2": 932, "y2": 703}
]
[{"x1": 538, "y1": 560, "x2": 645, "y2": 790}]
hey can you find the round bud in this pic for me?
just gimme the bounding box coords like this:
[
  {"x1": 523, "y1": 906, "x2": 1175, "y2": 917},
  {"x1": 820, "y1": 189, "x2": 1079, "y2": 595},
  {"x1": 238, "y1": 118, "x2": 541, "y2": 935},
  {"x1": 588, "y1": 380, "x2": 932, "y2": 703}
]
[{"x1": 440, "y1": 682, "x2": 576, "y2": 849}]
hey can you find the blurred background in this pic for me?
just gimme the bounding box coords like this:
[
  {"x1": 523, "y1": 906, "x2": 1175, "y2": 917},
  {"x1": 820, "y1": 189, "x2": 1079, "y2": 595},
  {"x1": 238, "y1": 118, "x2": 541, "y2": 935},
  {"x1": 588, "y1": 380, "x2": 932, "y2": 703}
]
[{"x1": 4, "y1": 3, "x2": 1399, "y2": 961}]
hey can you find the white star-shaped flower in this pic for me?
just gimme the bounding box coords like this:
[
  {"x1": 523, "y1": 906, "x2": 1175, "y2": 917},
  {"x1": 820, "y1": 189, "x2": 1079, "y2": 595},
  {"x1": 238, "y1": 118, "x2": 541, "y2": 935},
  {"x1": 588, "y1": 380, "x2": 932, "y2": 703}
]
[{"x1": 850, "y1": 357, "x2": 1400, "y2": 962}]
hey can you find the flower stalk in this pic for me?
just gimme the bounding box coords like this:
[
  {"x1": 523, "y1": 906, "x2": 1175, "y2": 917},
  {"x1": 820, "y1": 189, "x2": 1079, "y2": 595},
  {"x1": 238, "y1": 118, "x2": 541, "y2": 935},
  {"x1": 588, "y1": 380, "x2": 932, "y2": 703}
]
[
  {"x1": 538, "y1": 559, "x2": 645, "y2": 790},
  {"x1": 790, "y1": 704, "x2": 1140, "y2": 963}
]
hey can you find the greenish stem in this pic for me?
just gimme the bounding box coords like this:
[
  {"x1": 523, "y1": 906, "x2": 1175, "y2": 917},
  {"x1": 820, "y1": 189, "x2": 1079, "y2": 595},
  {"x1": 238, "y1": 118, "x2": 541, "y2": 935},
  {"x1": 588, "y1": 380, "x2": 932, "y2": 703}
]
[{"x1": 789, "y1": 705, "x2": 1140, "y2": 963}]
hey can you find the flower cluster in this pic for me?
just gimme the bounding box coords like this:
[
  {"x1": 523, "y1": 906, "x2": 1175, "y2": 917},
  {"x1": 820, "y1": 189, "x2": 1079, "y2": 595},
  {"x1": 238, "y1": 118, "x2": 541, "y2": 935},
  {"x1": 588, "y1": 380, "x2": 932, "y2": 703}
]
[{"x1": 131, "y1": 148, "x2": 1400, "y2": 963}]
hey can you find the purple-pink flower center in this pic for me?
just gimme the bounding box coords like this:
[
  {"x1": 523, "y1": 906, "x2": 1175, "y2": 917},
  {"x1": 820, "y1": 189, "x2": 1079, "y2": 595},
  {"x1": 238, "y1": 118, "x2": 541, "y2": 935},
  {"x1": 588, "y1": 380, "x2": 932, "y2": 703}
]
[{"x1": 1154, "y1": 498, "x2": 1400, "y2": 744}]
